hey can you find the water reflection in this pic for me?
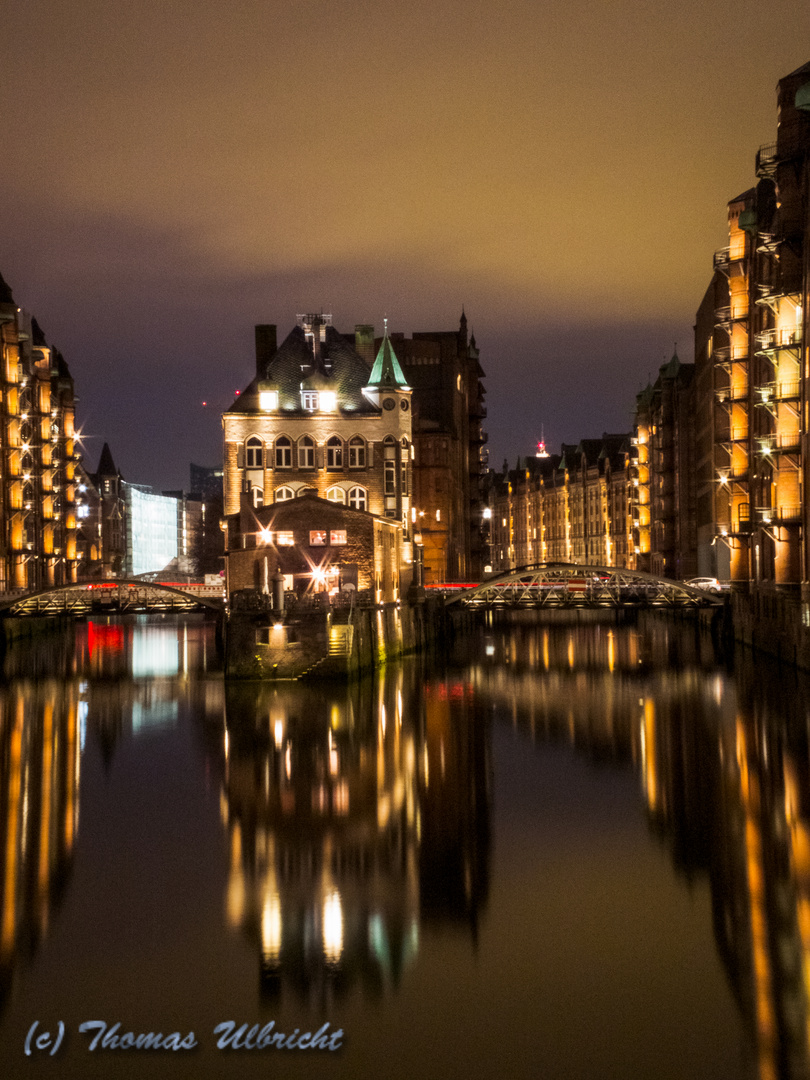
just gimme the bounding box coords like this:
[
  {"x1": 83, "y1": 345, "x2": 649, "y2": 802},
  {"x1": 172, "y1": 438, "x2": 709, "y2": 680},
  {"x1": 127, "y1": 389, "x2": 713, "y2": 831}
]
[
  {"x1": 474, "y1": 616, "x2": 810, "y2": 1080},
  {"x1": 0, "y1": 680, "x2": 80, "y2": 1013},
  {"x1": 4, "y1": 612, "x2": 810, "y2": 1076},
  {"x1": 0, "y1": 614, "x2": 222, "y2": 1015},
  {"x1": 212, "y1": 666, "x2": 491, "y2": 1003}
]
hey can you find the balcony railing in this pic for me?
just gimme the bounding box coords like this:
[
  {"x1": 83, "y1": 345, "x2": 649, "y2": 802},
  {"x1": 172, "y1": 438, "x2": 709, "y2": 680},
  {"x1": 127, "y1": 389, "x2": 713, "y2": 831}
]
[
  {"x1": 757, "y1": 380, "x2": 801, "y2": 402},
  {"x1": 756, "y1": 143, "x2": 778, "y2": 178},
  {"x1": 715, "y1": 304, "x2": 750, "y2": 323},
  {"x1": 713, "y1": 345, "x2": 750, "y2": 365},
  {"x1": 715, "y1": 386, "x2": 749, "y2": 404},
  {"x1": 718, "y1": 426, "x2": 749, "y2": 443},
  {"x1": 757, "y1": 505, "x2": 802, "y2": 524},
  {"x1": 758, "y1": 432, "x2": 801, "y2": 453},
  {"x1": 755, "y1": 327, "x2": 802, "y2": 352}
]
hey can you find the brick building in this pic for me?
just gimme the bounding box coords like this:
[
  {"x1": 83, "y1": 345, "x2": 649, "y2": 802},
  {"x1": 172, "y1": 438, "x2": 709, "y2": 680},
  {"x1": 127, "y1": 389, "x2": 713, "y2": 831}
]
[
  {"x1": 0, "y1": 273, "x2": 80, "y2": 590},
  {"x1": 225, "y1": 490, "x2": 404, "y2": 603},
  {"x1": 222, "y1": 314, "x2": 413, "y2": 577}
]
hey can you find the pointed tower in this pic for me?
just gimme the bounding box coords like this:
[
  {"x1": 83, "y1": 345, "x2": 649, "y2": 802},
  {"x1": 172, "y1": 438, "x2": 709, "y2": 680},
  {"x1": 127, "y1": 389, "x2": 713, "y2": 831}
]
[{"x1": 364, "y1": 322, "x2": 413, "y2": 539}]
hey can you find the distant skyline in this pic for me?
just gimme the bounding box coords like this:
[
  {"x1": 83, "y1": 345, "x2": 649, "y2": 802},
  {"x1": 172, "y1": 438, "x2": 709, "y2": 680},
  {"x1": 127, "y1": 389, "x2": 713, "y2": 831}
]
[{"x1": 2, "y1": 1, "x2": 810, "y2": 490}]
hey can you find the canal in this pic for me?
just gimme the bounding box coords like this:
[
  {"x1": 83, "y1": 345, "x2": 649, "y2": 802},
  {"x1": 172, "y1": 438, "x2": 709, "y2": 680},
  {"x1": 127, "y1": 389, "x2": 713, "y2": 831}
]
[{"x1": 0, "y1": 611, "x2": 807, "y2": 1079}]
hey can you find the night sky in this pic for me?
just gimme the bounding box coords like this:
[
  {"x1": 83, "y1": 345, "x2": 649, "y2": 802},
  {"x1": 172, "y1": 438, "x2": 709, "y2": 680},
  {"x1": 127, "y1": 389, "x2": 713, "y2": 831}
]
[{"x1": 2, "y1": 0, "x2": 810, "y2": 491}]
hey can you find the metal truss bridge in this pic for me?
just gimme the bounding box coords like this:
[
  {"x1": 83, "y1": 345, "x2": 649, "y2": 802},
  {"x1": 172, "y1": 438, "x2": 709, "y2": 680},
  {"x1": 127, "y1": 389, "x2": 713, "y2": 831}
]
[
  {"x1": 0, "y1": 580, "x2": 225, "y2": 617},
  {"x1": 440, "y1": 564, "x2": 727, "y2": 610}
]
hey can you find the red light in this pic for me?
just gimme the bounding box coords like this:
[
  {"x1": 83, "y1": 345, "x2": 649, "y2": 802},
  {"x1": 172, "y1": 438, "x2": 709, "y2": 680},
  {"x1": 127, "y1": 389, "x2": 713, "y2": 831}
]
[
  {"x1": 235, "y1": 390, "x2": 241, "y2": 396},
  {"x1": 202, "y1": 401, "x2": 207, "y2": 407}
]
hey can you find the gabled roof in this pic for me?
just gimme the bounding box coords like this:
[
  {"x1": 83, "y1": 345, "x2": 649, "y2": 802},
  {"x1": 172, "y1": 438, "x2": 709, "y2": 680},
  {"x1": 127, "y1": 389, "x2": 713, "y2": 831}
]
[
  {"x1": 226, "y1": 324, "x2": 380, "y2": 416},
  {"x1": 0, "y1": 272, "x2": 14, "y2": 305}
]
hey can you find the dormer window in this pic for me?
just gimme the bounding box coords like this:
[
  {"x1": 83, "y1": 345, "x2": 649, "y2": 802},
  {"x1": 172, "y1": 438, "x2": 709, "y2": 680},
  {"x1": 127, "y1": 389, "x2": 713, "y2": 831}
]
[
  {"x1": 320, "y1": 391, "x2": 337, "y2": 412},
  {"x1": 302, "y1": 391, "x2": 318, "y2": 411},
  {"x1": 259, "y1": 391, "x2": 278, "y2": 411}
]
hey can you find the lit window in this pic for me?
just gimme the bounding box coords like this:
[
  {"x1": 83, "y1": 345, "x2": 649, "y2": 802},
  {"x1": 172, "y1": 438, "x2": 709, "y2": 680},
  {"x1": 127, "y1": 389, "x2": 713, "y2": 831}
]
[
  {"x1": 348, "y1": 487, "x2": 367, "y2": 511},
  {"x1": 245, "y1": 436, "x2": 263, "y2": 469},
  {"x1": 349, "y1": 436, "x2": 366, "y2": 468},
  {"x1": 309, "y1": 531, "x2": 327, "y2": 546},
  {"x1": 275, "y1": 487, "x2": 294, "y2": 502},
  {"x1": 277, "y1": 531, "x2": 294, "y2": 546},
  {"x1": 251, "y1": 487, "x2": 263, "y2": 508},
  {"x1": 330, "y1": 530, "x2": 347, "y2": 545},
  {"x1": 302, "y1": 391, "x2": 318, "y2": 411},
  {"x1": 384, "y1": 460, "x2": 396, "y2": 495},
  {"x1": 298, "y1": 435, "x2": 315, "y2": 468},
  {"x1": 259, "y1": 391, "x2": 278, "y2": 411},
  {"x1": 275, "y1": 436, "x2": 292, "y2": 468},
  {"x1": 327, "y1": 487, "x2": 346, "y2": 504},
  {"x1": 320, "y1": 391, "x2": 337, "y2": 412},
  {"x1": 327, "y1": 436, "x2": 343, "y2": 469}
]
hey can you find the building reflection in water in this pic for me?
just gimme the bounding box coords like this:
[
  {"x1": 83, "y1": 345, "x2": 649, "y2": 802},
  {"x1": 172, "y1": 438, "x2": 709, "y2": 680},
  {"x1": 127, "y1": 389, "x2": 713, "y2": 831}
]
[
  {"x1": 0, "y1": 614, "x2": 222, "y2": 1015},
  {"x1": 214, "y1": 662, "x2": 491, "y2": 1005},
  {"x1": 475, "y1": 614, "x2": 810, "y2": 1080},
  {"x1": 0, "y1": 680, "x2": 80, "y2": 1013}
]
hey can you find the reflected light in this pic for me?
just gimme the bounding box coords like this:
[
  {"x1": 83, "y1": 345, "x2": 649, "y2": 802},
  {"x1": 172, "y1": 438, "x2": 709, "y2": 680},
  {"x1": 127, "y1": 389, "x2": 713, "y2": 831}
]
[
  {"x1": 261, "y1": 892, "x2": 282, "y2": 964},
  {"x1": 323, "y1": 890, "x2": 343, "y2": 964}
]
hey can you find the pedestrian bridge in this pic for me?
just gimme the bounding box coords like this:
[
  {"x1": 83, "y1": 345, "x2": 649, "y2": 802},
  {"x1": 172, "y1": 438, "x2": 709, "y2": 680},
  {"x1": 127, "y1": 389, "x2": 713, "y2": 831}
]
[
  {"x1": 0, "y1": 580, "x2": 225, "y2": 617},
  {"x1": 438, "y1": 564, "x2": 727, "y2": 609}
]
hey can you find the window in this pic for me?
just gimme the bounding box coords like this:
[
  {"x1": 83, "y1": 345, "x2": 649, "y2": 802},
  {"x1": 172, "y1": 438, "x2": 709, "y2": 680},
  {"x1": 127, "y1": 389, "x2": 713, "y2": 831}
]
[
  {"x1": 302, "y1": 391, "x2": 318, "y2": 411},
  {"x1": 348, "y1": 436, "x2": 366, "y2": 468},
  {"x1": 320, "y1": 391, "x2": 337, "y2": 412},
  {"x1": 297, "y1": 487, "x2": 316, "y2": 497},
  {"x1": 326, "y1": 436, "x2": 343, "y2": 469},
  {"x1": 327, "y1": 487, "x2": 346, "y2": 504},
  {"x1": 330, "y1": 530, "x2": 347, "y2": 545},
  {"x1": 298, "y1": 435, "x2": 315, "y2": 468},
  {"x1": 349, "y1": 486, "x2": 367, "y2": 511},
  {"x1": 259, "y1": 390, "x2": 278, "y2": 411},
  {"x1": 309, "y1": 531, "x2": 327, "y2": 546},
  {"x1": 275, "y1": 436, "x2": 292, "y2": 468},
  {"x1": 246, "y1": 436, "x2": 263, "y2": 469},
  {"x1": 275, "y1": 487, "x2": 293, "y2": 502},
  {"x1": 277, "y1": 531, "x2": 294, "y2": 546},
  {"x1": 384, "y1": 460, "x2": 396, "y2": 495},
  {"x1": 251, "y1": 487, "x2": 263, "y2": 508}
]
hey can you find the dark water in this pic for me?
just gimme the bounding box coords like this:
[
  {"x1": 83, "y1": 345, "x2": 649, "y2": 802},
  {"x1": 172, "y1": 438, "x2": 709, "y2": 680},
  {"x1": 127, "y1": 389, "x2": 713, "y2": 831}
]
[{"x1": 0, "y1": 611, "x2": 809, "y2": 1079}]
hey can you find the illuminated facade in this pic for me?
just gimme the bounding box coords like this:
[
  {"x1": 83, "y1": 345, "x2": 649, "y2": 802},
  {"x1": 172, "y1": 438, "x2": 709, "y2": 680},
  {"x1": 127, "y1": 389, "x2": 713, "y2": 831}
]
[
  {"x1": 0, "y1": 274, "x2": 80, "y2": 590},
  {"x1": 222, "y1": 314, "x2": 413, "y2": 574},
  {"x1": 487, "y1": 435, "x2": 632, "y2": 572},
  {"x1": 632, "y1": 355, "x2": 697, "y2": 579},
  {"x1": 123, "y1": 483, "x2": 178, "y2": 577},
  {"x1": 696, "y1": 61, "x2": 810, "y2": 589}
]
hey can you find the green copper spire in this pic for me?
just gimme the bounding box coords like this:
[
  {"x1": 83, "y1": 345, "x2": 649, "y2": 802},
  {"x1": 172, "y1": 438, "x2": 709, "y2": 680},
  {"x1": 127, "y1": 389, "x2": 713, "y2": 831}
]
[{"x1": 366, "y1": 320, "x2": 410, "y2": 389}]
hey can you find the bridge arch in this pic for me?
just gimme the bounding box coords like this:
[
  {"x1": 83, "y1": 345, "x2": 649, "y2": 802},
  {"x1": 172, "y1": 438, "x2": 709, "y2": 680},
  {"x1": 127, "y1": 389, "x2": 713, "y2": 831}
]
[
  {"x1": 442, "y1": 563, "x2": 725, "y2": 609},
  {"x1": 0, "y1": 579, "x2": 225, "y2": 616}
]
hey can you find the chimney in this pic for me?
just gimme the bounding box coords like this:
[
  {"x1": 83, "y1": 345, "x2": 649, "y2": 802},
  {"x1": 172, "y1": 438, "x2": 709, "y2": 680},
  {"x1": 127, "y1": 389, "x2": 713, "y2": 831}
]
[
  {"x1": 255, "y1": 325, "x2": 277, "y2": 378},
  {"x1": 355, "y1": 324, "x2": 375, "y2": 366}
]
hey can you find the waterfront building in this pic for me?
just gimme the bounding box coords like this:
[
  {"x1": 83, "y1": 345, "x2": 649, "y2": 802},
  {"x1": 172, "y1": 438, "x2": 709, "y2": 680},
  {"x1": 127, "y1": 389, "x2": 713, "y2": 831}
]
[
  {"x1": 0, "y1": 274, "x2": 79, "y2": 590},
  {"x1": 696, "y1": 61, "x2": 810, "y2": 589},
  {"x1": 384, "y1": 313, "x2": 488, "y2": 583},
  {"x1": 223, "y1": 314, "x2": 413, "y2": 577},
  {"x1": 632, "y1": 354, "x2": 697, "y2": 580},
  {"x1": 487, "y1": 434, "x2": 632, "y2": 573},
  {"x1": 225, "y1": 489, "x2": 404, "y2": 603}
]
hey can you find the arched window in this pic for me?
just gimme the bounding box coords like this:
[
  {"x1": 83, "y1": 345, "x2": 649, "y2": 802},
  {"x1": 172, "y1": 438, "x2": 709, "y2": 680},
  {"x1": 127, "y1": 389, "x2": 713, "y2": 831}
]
[
  {"x1": 348, "y1": 435, "x2": 366, "y2": 468},
  {"x1": 298, "y1": 435, "x2": 315, "y2": 469},
  {"x1": 251, "y1": 486, "x2": 264, "y2": 508},
  {"x1": 326, "y1": 435, "x2": 343, "y2": 469},
  {"x1": 275, "y1": 487, "x2": 293, "y2": 502},
  {"x1": 348, "y1": 486, "x2": 367, "y2": 511},
  {"x1": 246, "y1": 436, "x2": 263, "y2": 469},
  {"x1": 275, "y1": 435, "x2": 292, "y2": 468},
  {"x1": 297, "y1": 487, "x2": 316, "y2": 497},
  {"x1": 327, "y1": 487, "x2": 346, "y2": 504}
]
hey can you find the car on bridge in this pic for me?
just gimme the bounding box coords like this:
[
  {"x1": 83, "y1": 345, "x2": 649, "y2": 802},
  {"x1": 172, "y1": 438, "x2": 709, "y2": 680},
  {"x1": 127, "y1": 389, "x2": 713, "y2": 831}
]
[{"x1": 684, "y1": 577, "x2": 728, "y2": 594}]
